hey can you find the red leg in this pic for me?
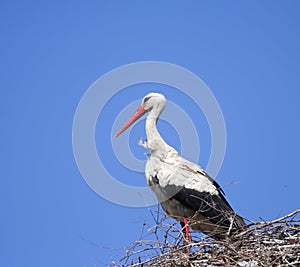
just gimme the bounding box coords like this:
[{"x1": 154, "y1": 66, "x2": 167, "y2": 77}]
[
  {"x1": 180, "y1": 217, "x2": 192, "y2": 253},
  {"x1": 180, "y1": 216, "x2": 192, "y2": 243},
  {"x1": 183, "y1": 217, "x2": 192, "y2": 242}
]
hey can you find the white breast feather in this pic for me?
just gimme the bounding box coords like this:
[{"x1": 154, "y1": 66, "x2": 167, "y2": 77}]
[{"x1": 145, "y1": 148, "x2": 218, "y2": 197}]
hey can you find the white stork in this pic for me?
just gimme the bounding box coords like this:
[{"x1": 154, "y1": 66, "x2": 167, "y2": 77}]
[{"x1": 115, "y1": 92, "x2": 245, "y2": 241}]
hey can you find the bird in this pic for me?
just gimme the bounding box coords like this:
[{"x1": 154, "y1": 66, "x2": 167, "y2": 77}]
[{"x1": 115, "y1": 92, "x2": 246, "y2": 241}]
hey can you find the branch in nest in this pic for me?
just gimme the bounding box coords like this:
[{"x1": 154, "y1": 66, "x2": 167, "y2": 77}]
[{"x1": 112, "y1": 209, "x2": 300, "y2": 267}]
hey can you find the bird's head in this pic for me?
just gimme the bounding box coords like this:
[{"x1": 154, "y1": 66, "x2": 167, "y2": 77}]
[
  {"x1": 141, "y1": 92, "x2": 166, "y2": 112},
  {"x1": 115, "y1": 92, "x2": 166, "y2": 138}
]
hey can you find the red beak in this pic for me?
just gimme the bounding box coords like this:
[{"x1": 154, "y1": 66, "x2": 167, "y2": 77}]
[{"x1": 115, "y1": 106, "x2": 147, "y2": 138}]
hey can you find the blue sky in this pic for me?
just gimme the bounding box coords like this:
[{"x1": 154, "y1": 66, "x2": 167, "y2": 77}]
[{"x1": 1, "y1": 1, "x2": 300, "y2": 266}]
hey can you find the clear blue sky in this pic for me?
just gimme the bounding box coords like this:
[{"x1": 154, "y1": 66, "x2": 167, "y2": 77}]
[{"x1": 1, "y1": 1, "x2": 300, "y2": 266}]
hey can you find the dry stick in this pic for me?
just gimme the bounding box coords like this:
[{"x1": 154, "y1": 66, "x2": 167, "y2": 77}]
[
  {"x1": 115, "y1": 208, "x2": 300, "y2": 266},
  {"x1": 236, "y1": 209, "x2": 300, "y2": 237}
]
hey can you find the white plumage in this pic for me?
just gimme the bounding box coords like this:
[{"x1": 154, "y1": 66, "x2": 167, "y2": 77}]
[{"x1": 116, "y1": 92, "x2": 245, "y2": 239}]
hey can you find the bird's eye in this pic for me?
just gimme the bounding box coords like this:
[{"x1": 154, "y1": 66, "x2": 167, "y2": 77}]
[{"x1": 143, "y1": 96, "x2": 151, "y2": 103}]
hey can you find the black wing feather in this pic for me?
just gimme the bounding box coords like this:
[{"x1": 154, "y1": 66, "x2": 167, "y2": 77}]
[
  {"x1": 202, "y1": 172, "x2": 233, "y2": 211},
  {"x1": 167, "y1": 180, "x2": 245, "y2": 229}
]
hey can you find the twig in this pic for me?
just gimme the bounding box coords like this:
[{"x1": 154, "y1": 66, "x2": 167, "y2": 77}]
[{"x1": 112, "y1": 208, "x2": 300, "y2": 267}]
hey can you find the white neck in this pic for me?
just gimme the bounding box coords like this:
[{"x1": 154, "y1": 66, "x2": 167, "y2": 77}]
[{"x1": 145, "y1": 108, "x2": 175, "y2": 157}]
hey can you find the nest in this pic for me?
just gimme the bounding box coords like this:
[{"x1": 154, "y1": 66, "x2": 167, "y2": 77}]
[{"x1": 112, "y1": 209, "x2": 300, "y2": 267}]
